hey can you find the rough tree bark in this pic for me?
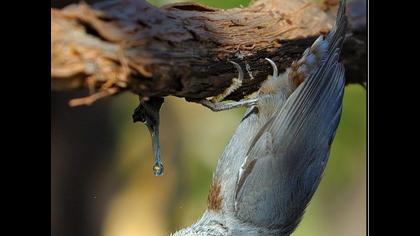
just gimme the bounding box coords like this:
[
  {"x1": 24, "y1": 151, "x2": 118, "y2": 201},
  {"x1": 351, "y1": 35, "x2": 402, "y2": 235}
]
[{"x1": 51, "y1": 0, "x2": 366, "y2": 106}]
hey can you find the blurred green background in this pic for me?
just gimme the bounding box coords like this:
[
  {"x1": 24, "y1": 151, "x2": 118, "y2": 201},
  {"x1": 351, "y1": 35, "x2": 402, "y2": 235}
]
[{"x1": 51, "y1": 1, "x2": 366, "y2": 236}]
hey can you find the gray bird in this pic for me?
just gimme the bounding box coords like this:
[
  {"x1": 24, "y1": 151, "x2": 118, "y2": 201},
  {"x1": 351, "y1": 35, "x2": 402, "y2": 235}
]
[{"x1": 171, "y1": 0, "x2": 347, "y2": 235}]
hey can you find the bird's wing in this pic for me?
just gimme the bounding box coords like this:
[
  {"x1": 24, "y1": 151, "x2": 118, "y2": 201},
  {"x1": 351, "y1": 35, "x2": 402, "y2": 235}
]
[{"x1": 233, "y1": 2, "x2": 347, "y2": 232}]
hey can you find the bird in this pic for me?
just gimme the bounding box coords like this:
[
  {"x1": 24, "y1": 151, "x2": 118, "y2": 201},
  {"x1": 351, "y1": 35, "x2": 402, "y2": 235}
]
[{"x1": 171, "y1": 0, "x2": 347, "y2": 235}]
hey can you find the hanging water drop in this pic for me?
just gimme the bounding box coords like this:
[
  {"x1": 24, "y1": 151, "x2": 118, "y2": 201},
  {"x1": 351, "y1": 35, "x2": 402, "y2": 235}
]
[
  {"x1": 133, "y1": 97, "x2": 166, "y2": 177},
  {"x1": 153, "y1": 161, "x2": 164, "y2": 176}
]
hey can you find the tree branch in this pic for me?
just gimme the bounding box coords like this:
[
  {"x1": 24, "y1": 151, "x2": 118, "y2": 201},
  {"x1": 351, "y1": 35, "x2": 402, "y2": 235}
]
[{"x1": 51, "y1": 0, "x2": 366, "y2": 105}]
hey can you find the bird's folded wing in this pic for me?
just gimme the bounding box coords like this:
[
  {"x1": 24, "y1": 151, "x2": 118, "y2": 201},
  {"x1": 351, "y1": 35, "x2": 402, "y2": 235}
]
[{"x1": 233, "y1": 4, "x2": 347, "y2": 227}]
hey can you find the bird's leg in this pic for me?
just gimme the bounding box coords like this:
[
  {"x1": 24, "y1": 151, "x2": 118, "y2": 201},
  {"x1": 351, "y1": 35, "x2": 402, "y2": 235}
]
[
  {"x1": 211, "y1": 61, "x2": 244, "y2": 103},
  {"x1": 199, "y1": 98, "x2": 259, "y2": 112},
  {"x1": 198, "y1": 61, "x2": 259, "y2": 112},
  {"x1": 133, "y1": 97, "x2": 165, "y2": 176}
]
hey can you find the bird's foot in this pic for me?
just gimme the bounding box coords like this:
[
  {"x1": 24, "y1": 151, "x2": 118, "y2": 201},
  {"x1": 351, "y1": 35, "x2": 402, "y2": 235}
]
[
  {"x1": 199, "y1": 60, "x2": 258, "y2": 111},
  {"x1": 211, "y1": 61, "x2": 244, "y2": 103}
]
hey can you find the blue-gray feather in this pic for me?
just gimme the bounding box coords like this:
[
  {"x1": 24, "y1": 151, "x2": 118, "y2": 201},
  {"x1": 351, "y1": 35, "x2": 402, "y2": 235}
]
[{"x1": 233, "y1": 3, "x2": 347, "y2": 234}]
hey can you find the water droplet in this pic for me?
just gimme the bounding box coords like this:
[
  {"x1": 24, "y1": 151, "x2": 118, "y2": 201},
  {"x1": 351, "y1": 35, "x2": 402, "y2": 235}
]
[{"x1": 153, "y1": 162, "x2": 164, "y2": 176}]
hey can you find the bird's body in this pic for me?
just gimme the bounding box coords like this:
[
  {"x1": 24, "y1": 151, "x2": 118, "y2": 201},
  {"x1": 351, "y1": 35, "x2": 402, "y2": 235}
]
[{"x1": 172, "y1": 1, "x2": 347, "y2": 235}]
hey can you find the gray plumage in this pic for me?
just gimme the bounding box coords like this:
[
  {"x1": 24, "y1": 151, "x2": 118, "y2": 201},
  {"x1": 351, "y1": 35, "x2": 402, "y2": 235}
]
[{"x1": 172, "y1": 1, "x2": 347, "y2": 235}]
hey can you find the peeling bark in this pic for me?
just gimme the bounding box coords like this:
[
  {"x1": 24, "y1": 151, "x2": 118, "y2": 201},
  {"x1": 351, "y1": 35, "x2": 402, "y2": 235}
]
[{"x1": 51, "y1": 0, "x2": 366, "y2": 105}]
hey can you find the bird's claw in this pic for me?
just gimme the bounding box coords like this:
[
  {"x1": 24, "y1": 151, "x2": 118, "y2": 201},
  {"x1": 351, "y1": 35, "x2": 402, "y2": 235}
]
[{"x1": 199, "y1": 60, "x2": 258, "y2": 111}]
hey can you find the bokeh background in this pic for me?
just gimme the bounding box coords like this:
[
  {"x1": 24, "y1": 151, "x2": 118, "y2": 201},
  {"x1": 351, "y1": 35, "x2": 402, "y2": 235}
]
[{"x1": 51, "y1": 0, "x2": 366, "y2": 236}]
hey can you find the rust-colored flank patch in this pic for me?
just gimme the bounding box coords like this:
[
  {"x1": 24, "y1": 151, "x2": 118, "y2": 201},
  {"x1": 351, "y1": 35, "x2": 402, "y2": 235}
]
[
  {"x1": 207, "y1": 179, "x2": 222, "y2": 211},
  {"x1": 289, "y1": 61, "x2": 306, "y2": 89}
]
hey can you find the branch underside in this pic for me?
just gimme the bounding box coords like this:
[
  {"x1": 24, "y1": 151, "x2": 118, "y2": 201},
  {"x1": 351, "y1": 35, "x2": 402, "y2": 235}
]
[{"x1": 51, "y1": 0, "x2": 366, "y2": 105}]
